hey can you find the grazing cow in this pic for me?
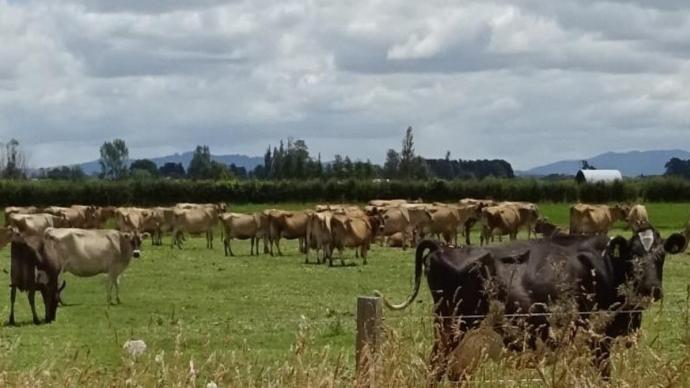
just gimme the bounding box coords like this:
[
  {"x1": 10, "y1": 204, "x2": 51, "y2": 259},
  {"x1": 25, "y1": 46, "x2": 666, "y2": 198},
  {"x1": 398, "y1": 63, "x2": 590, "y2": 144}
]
[
  {"x1": 534, "y1": 218, "x2": 563, "y2": 238},
  {"x1": 9, "y1": 234, "x2": 62, "y2": 325},
  {"x1": 142, "y1": 207, "x2": 175, "y2": 246},
  {"x1": 377, "y1": 227, "x2": 686, "y2": 383},
  {"x1": 171, "y1": 206, "x2": 220, "y2": 249},
  {"x1": 479, "y1": 205, "x2": 520, "y2": 246},
  {"x1": 627, "y1": 205, "x2": 649, "y2": 230},
  {"x1": 570, "y1": 204, "x2": 629, "y2": 235},
  {"x1": 380, "y1": 205, "x2": 433, "y2": 249},
  {"x1": 219, "y1": 212, "x2": 264, "y2": 256},
  {"x1": 330, "y1": 214, "x2": 373, "y2": 266},
  {"x1": 7, "y1": 213, "x2": 69, "y2": 236},
  {"x1": 43, "y1": 228, "x2": 143, "y2": 304},
  {"x1": 305, "y1": 210, "x2": 333, "y2": 264},
  {"x1": 502, "y1": 202, "x2": 540, "y2": 239},
  {"x1": 265, "y1": 210, "x2": 308, "y2": 256},
  {"x1": 458, "y1": 199, "x2": 496, "y2": 245}
]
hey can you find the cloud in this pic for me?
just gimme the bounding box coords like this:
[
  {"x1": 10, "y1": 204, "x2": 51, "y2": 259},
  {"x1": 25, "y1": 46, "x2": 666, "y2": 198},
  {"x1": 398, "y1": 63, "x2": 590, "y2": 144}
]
[{"x1": 0, "y1": 0, "x2": 689, "y2": 170}]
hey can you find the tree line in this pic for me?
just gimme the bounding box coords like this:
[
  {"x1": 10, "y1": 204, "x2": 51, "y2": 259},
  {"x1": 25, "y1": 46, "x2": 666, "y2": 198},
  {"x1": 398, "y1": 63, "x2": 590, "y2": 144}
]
[
  {"x1": 11, "y1": 128, "x2": 690, "y2": 182},
  {"x1": 5, "y1": 127, "x2": 517, "y2": 182}
]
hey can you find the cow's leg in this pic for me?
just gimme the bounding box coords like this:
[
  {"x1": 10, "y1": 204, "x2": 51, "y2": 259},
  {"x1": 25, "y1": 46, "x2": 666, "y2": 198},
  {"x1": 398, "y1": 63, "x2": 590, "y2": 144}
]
[
  {"x1": 250, "y1": 237, "x2": 256, "y2": 256},
  {"x1": 9, "y1": 286, "x2": 17, "y2": 326},
  {"x1": 276, "y1": 238, "x2": 283, "y2": 256},
  {"x1": 112, "y1": 274, "x2": 122, "y2": 305},
  {"x1": 591, "y1": 336, "x2": 613, "y2": 380},
  {"x1": 361, "y1": 245, "x2": 368, "y2": 265},
  {"x1": 228, "y1": 239, "x2": 235, "y2": 257},
  {"x1": 28, "y1": 290, "x2": 40, "y2": 325}
]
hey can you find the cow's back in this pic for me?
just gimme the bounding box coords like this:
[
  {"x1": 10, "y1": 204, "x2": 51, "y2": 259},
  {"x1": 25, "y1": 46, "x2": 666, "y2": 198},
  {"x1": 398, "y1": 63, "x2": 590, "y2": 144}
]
[{"x1": 44, "y1": 228, "x2": 126, "y2": 277}]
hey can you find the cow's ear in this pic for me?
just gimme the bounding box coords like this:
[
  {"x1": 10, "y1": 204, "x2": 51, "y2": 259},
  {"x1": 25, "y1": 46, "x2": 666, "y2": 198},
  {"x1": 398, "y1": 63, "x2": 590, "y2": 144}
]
[
  {"x1": 141, "y1": 232, "x2": 151, "y2": 240},
  {"x1": 608, "y1": 236, "x2": 629, "y2": 260},
  {"x1": 664, "y1": 233, "x2": 686, "y2": 255}
]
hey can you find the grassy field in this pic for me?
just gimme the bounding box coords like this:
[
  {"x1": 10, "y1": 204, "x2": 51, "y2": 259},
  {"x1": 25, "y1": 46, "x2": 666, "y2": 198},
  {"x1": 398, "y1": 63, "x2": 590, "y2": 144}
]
[{"x1": 0, "y1": 202, "x2": 689, "y2": 385}]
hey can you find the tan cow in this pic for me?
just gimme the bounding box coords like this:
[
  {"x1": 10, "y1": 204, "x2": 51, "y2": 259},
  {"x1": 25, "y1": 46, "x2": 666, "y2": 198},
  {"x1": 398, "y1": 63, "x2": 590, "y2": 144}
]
[
  {"x1": 265, "y1": 210, "x2": 308, "y2": 256},
  {"x1": 379, "y1": 205, "x2": 432, "y2": 249},
  {"x1": 479, "y1": 205, "x2": 521, "y2": 246},
  {"x1": 330, "y1": 214, "x2": 373, "y2": 266},
  {"x1": 171, "y1": 206, "x2": 220, "y2": 249},
  {"x1": 42, "y1": 228, "x2": 143, "y2": 304},
  {"x1": 115, "y1": 207, "x2": 152, "y2": 233},
  {"x1": 5, "y1": 207, "x2": 39, "y2": 223},
  {"x1": 501, "y1": 201, "x2": 540, "y2": 239},
  {"x1": 86, "y1": 206, "x2": 117, "y2": 229},
  {"x1": 7, "y1": 213, "x2": 69, "y2": 236},
  {"x1": 219, "y1": 212, "x2": 264, "y2": 256},
  {"x1": 142, "y1": 207, "x2": 175, "y2": 246},
  {"x1": 458, "y1": 199, "x2": 496, "y2": 244},
  {"x1": 423, "y1": 205, "x2": 462, "y2": 244},
  {"x1": 43, "y1": 206, "x2": 91, "y2": 228},
  {"x1": 305, "y1": 210, "x2": 333, "y2": 264},
  {"x1": 627, "y1": 205, "x2": 649, "y2": 229},
  {"x1": 569, "y1": 204, "x2": 629, "y2": 235}
]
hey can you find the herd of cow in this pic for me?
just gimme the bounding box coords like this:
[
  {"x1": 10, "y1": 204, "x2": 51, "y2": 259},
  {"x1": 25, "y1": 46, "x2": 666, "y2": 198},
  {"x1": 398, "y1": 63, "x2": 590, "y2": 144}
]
[{"x1": 0, "y1": 198, "x2": 686, "y2": 382}]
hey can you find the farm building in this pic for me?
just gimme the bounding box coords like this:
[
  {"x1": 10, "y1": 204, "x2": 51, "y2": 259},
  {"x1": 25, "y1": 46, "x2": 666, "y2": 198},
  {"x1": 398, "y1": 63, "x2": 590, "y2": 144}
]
[{"x1": 575, "y1": 169, "x2": 622, "y2": 184}]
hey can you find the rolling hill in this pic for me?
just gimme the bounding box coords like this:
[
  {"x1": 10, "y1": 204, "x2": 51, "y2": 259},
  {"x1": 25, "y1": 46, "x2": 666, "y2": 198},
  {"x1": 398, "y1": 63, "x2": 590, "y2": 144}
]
[{"x1": 521, "y1": 149, "x2": 690, "y2": 177}]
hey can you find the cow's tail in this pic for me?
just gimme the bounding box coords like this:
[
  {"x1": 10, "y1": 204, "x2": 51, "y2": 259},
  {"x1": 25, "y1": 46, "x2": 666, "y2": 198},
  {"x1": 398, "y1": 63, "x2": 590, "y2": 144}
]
[{"x1": 374, "y1": 239, "x2": 440, "y2": 310}]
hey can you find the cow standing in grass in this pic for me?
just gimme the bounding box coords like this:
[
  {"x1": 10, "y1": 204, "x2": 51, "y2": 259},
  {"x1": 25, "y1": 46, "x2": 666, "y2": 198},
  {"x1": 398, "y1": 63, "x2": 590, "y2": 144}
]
[{"x1": 377, "y1": 224, "x2": 686, "y2": 384}]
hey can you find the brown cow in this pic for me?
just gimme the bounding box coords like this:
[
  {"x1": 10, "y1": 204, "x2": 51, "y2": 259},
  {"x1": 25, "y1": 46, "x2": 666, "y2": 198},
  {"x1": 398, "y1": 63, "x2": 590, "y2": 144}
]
[
  {"x1": 501, "y1": 201, "x2": 540, "y2": 239},
  {"x1": 330, "y1": 214, "x2": 373, "y2": 266},
  {"x1": 479, "y1": 205, "x2": 520, "y2": 246},
  {"x1": 380, "y1": 205, "x2": 432, "y2": 249},
  {"x1": 569, "y1": 204, "x2": 629, "y2": 235},
  {"x1": 265, "y1": 210, "x2": 308, "y2": 256},
  {"x1": 219, "y1": 212, "x2": 264, "y2": 256},
  {"x1": 305, "y1": 210, "x2": 333, "y2": 264},
  {"x1": 86, "y1": 206, "x2": 117, "y2": 229},
  {"x1": 171, "y1": 206, "x2": 220, "y2": 249},
  {"x1": 9, "y1": 233, "x2": 62, "y2": 325}
]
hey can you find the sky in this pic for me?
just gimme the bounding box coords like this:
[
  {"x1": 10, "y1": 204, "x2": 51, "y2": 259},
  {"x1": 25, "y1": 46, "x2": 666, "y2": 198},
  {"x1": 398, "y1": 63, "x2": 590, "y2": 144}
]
[{"x1": 1, "y1": 0, "x2": 689, "y2": 170}]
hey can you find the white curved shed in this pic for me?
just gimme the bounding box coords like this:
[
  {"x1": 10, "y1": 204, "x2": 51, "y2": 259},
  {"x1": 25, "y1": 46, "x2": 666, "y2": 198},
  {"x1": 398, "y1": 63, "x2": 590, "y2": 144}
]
[{"x1": 575, "y1": 169, "x2": 622, "y2": 183}]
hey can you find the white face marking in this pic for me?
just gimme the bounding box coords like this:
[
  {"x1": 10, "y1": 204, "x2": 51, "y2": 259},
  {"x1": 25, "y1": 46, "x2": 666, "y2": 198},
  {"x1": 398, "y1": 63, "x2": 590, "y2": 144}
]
[{"x1": 639, "y1": 229, "x2": 655, "y2": 252}]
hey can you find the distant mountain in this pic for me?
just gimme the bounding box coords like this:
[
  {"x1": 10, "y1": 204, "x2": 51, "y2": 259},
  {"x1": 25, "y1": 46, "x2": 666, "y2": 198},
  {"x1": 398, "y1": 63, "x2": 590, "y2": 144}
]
[
  {"x1": 74, "y1": 152, "x2": 263, "y2": 175},
  {"x1": 521, "y1": 149, "x2": 690, "y2": 177}
]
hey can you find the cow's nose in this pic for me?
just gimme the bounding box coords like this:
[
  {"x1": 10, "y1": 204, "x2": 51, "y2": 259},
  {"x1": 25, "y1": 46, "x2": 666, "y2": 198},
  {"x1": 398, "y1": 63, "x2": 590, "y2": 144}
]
[
  {"x1": 133, "y1": 250, "x2": 141, "y2": 259},
  {"x1": 652, "y1": 287, "x2": 663, "y2": 301}
]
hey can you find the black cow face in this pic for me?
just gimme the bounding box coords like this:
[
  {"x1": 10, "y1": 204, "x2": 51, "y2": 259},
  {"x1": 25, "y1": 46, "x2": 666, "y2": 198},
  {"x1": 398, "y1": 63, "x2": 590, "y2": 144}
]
[{"x1": 609, "y1": 228, "x2": 685, "y2": 301}]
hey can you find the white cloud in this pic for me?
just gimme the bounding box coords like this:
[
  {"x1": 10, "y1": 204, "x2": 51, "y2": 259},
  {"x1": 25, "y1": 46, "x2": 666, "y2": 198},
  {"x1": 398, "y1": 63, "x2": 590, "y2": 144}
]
[{"x1": 0, "y1": 0, "x2": 689, "y2": 170}]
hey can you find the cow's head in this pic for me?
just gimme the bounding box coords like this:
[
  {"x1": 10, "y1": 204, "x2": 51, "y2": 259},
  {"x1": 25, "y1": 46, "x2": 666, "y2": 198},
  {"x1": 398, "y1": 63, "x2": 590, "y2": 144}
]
[
  {"x1": 123, "y1": 232, "x2": 144, "y2": 258},
  {"x1": 608, "y1": 225, "x2": 685, "y2": 301},
  {"x1": 610, "y1": 204, "x2": 630, "y2": 221}
]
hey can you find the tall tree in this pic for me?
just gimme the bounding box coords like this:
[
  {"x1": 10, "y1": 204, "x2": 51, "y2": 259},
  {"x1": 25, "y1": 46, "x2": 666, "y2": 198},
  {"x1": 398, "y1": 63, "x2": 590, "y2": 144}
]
[
  {"x1": 159, "y1": 162, "x2": 186, "y2": 178},
  {"x1": 383, "y1": 149, "x2": 400, "y2": 179},
  {"x1": 187, "y1": 145, "x2": 231, "y2": 180},
  {"x1": 0, "y1": 139, "x2": 27, "y2": 179},
  {"x1": 665, "y1": 158, "x2": 690, "y2": 179},
  {"x1": 99, "y1": 139, "x2": 129, "y2": 180},
  {"x1": 130, "y1": 159, "x2": 159, "y2": 177},
  {"x1": 398, "y1": 126, "x2": 415, "y2": 180}
]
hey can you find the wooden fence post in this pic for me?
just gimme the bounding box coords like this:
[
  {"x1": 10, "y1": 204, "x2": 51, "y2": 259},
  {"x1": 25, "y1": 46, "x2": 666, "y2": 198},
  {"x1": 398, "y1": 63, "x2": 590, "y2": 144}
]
[{"x1": 356, "y1": 296, "x2": 383, "y2": 387}]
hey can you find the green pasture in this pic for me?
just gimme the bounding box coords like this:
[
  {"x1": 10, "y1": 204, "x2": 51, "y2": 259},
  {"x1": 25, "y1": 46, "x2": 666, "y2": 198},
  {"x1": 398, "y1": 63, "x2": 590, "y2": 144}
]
[{"x1": 0, "y1": 202, "x2": 688, "y2": 374}]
